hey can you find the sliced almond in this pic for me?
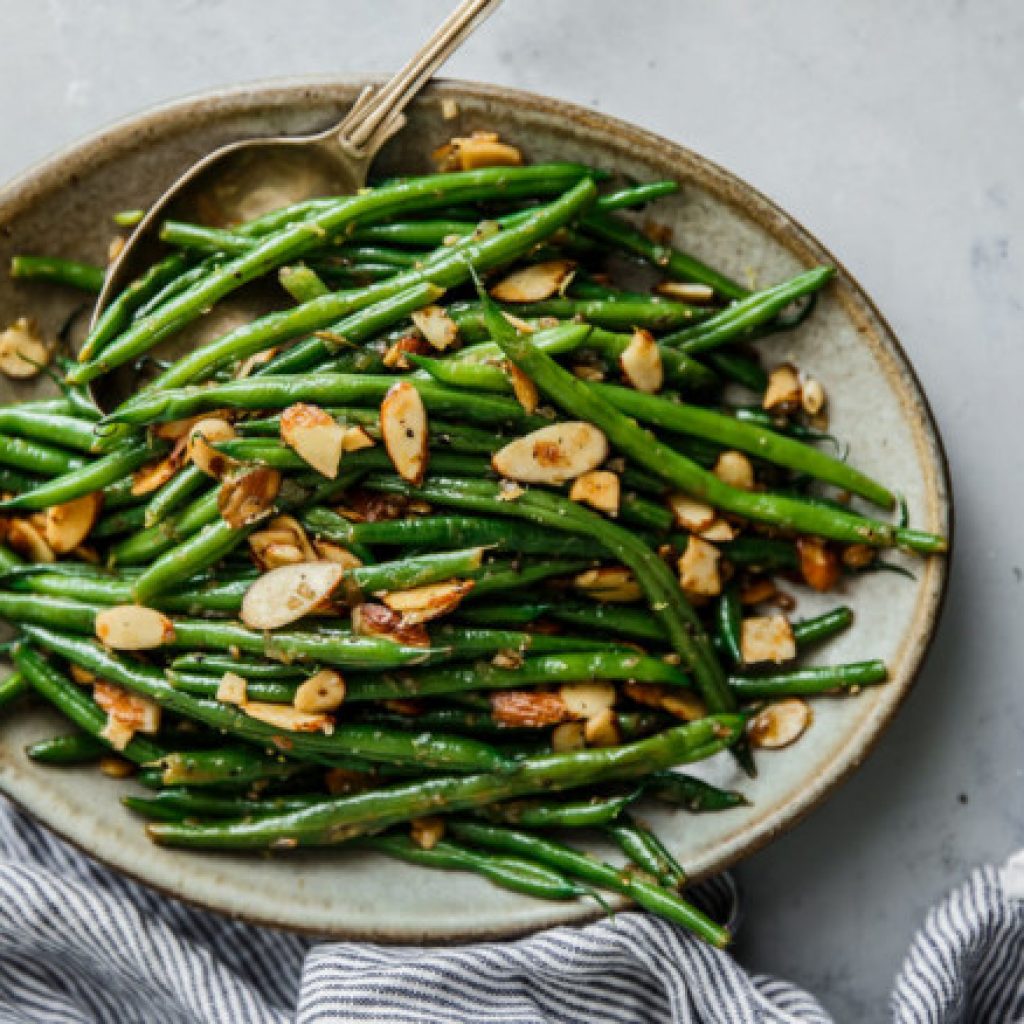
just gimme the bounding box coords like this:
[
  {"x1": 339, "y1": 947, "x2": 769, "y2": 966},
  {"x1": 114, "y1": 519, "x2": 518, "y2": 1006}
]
[
  {"x1": 351, "y1": 602, "x2": 430, "y2": 648},
  {"x1": 677, "y1": 537, "x2": 722, "y2": 597},
  {"x1": 70, "y1": 664, "x2": 98, "y2": 686},
  {"x1": 410, "y1": 816, "x2": 445, "y2": 851},
  {"x1": 559, "y1": 681, "x2": 616, "y2": 719},
  {"x1": 619, "y1": 328, "x2": 664, "y2": 393},
  {"x1": 797, "y1": 536, "x2": 841, "y2": 592},
  {"x1": 505, "y1": 362, "x2": 539, "y2": 414},
  {"x1": 433, "y1": 134, "x2": 523, "y2": 172},
  {"x1": 490, "y1": 260, "x2": 576, "y2": 303},
  {"x1": 491, "y1": 690, "x2": 570, "y2": 728},
  {"x1": 280, "y1": 404, "x2": 345, "y2": 478},
  {"x1": 381, "y1": 579, "x2": 475, "y2": 624},
  {"x1": 341, "y1": 425, "x2": 376, "y2": 452},
  {"x1": 699, "y1": 518, "x2": 737, "y2": 542},
  {"x1": 99, "y1": 717, "x2": 136, "y2": 752},
  {"x1": 583, "y1": 708, "x2": 621, "y2": 747},
  {"x1": 131, "y1": 453, "x2": 183, "y2": 496},
  {"x1": 666, "y1": 493, "x2": 717, "y2": 533},
  {"x1": 763, "y1": 363, "x2": 802, "y2": 413},
  {"x1": 713, "y1": 451, "x2": 755, "y2": 490},
  {"x1": 842, "y1": 544, "x2": 875, "y2": 570},
  {"x1": 573, "y1": 566, "x2": 642, "y2": 603},
  {"x1": 93, "y1": 680, "x2": 161, "y2": 734},
  {"x1": 382, "y1": 335, "x2": 429, "y2": 370},
  {"x1": 241, "y1": 561, "x2": 345, "y2": 630},
  {"x1": 572, "y1": 365, "x2": 605, "y2": 382},
  {"x1": 654, "y1": 281, "x2": 716, "y2": 304},
  {"x1": 0, "y1": 318, "x2": 49, "y2": 379},
  {"x1": 380, "y1": 382, "x2": 428, "y2": 485},
  {"x1": 748, "y1": 698, "x2": 812, "y2": 749},
  {"x1": 188, "y1": 418, "x2": 237, "y2": 477},
  {"x1": 497, "y1": 479, "x2": 525, "y2": 501},
  {"x1": 250, "y1": 538, "x2": 304, "y2": 571},
  {"x1": 236, "y1": 347, "x2": 278, "y2": 379},
  {"x1": 623, "y1": 680, "x2": 667, "y2": 709},
  {"x1": 266, "y1": 515, "x2": 316, "y2": 559},
  {"x1": 154, "y1": 412, "x2": 229, "y2": 442},
  {"x1": 218, "y1": 467, "x2": 281, "y2": 529},
  {"x1": 313, "y1": 540, "x2": 363, "y2": 570},
  {"x1": 242, "y1": 701, "x2": 333, "y2": 733},
  {"x1": 492, "y1": 422, "x2": 607, "y2": 485},
  {"x1": 740, "y1": 577, "x2": 778, "y2": 606},
  {"x1": 411, "y1": 305, "x2": 459, "y2": 351},
  {"x1": 99, "y1": 755, "x2": 135, "y2": 778},
  {"x1": 95, "y1": 605, "x2": 175, "y2": 650},
  {"x1": 740, "y1": 615, "x2": 797, "y2": 665},
  {"x1": 800, "y1": 377, "x2": 826, "y2": 416},
  {"x1": 551, "y1": 720, "x2": 586, "y2": 752},
  {"x1": 660, "y1": 691, "x2": 708, "y2": 722},
  {"x1": 293, "y1": 669, "x2": 346, "y2": 713},
  {"x1": 42, "y1": 492, "x2": 102, "y2": 554},
  {"x1": 569, "y1": 470, "x2": 620, "y2": 516},
  {"x1": 216, "y1": 671, "x2": 248, "y2": 706}
]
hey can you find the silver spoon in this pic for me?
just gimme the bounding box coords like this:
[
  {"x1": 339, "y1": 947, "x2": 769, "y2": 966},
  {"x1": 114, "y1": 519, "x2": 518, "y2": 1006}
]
[{"x1": 88, "y1": 0, "x2": 500, "y2": 411}]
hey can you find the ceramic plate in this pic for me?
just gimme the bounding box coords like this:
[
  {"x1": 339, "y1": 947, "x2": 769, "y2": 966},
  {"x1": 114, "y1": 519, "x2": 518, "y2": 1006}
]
[{"x1": 0, "y1": 78, "x2": 951, "y2": 940}]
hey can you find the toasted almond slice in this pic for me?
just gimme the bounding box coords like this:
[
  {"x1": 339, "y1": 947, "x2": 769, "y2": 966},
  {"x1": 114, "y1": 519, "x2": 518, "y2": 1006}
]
[
  {"x1": 551, "y1": 719, "x2": 586, "y2": 752},
  {"x1": 433, "y1": 135, "x2": 523, "y2": 172},
  {"x1": 748, "y1": 698, "x2": 812, "y2": 749},
  {"x1": 492, "y1": 690, "x2": 570, "y2": 728},
  {"x1": 623, "y1": 680, "x2": 667, "y2": 709},
  {"x1": 666, "y1": 493, "x2": 717, "y2": 533},
  {"x1": 294, "y1": 669, "x2": 346, "y2": 713},
  {"x1": 0, "y1": 318, "x2": 49, "y2": 379},
  {"x1": 559, "y1": 681, "x2": 616, "y2": 719},
  {"x1": 490, "y1": 260, "x2": 576, "y2": 303},
  {"x1": 492, "y1": 422, "x2": 608, "y2": 485},
  {"x1": 241, "y1": 561, "x2": 345, "y2": 630},
  {"x1": 94, "y1": 679, "x2": 162, "y2": 734},
  {"x1": 501, "y1": 311, "x2": 536, "y2": 333},
  {"x1": 654, "y1": 281, "x2": 716, "y2": 303},
  {"x1": 677, "y1": 537, "x2": 722, "y2": 597},
  {"x1": 740, "y1": 578, "x2": 778, "y2": 606},
  {"x1": 313, "y1": 539, "x2": 363, "y2": 570},
  {"x1": 236, "y1": 347, "x2": 278, "y2": 379},
  {"x1": 280, "y1": 403, "x2": 345, "y2": 478},
  {"x1": 713, "y1": 451, "x2": 755, "y2": 490},
  {"x1": 740, "y1": 615, "x2": 797, "y2": 665},
  {"x1": 842, "y1": 544, "x2": 875, "y2": 570},
  {"x1": 131, "y1": 453, "x2": 182, "y2": 495},
  {"x1": 351, "y1": 602, "x2": 430, "y2": 648},
  {"x1": 584, "y1": 708, "x2": 621, "y2": 747},
  {"x1": 620, "y1": 328, "x2": 664, "y2": 393},
  {"x1": 796, "y1": 536, "x2": 840, "y2": 592},
  {"x1": 381, "y1": 579, "x2": 475, "y2": 624},
  {"x1": 341, "y1": 425, "x2": 376, "y2": 452},
  {"x1": 188, "y1": 417, "x2": 237, "y2": 477},
  {"x1": 505, "y1": 362, "x2": 539, "y2": 414},
  {"x1": 218, "y1": 467, "x2": 281, "y2": 529},
  {"x1": 410, "y1": 816, "x2": 445, "y2": 850},
  {"x1": 216, "y1": 671, "x2": 248, "y2": 706},
  {"x1": 701, "y1": 518, "x2": 738, "y2": 543},
  {"x1": 154, "y1": 411, "x2": 231, "y2": 442},
  {"x1": 661, "y1": 691, "x2": 708, "y2": 722},
  {"x1": 70, "y1": 664, "x2": 98, "y2": 686},
  {"x1": 382, "y1": 334, "x2": 429, "y2": 369},
  {"x1": 6, "y1": 520, "x2": 54, "y2": 561},
  {"x1": 43, "y1": 492, "x2": 102, "y2": 554},
  {"x1": 99, "y1": 717, "x2": 136, "y2": 752},
  {"x1": 95, "y1": 605, "x2": 175, "y2": 650},
  {"x1": 380, "y1": 382, "x2": 428, "y2": 485},
  {"x1": 573, "y1": 566, "x2": 642, "y2": 603},
  {"x1": 497, "y1": 479, "x2": 525, "y2": 501},
  {"x1": 99, "y1": 755, "x2": 135, "y2": 778},
  {"x1": 411, "y1": 305, "x2": 459, "y2": 351},
  {"x1": 568, "y1": 470, "x2": 620, "y2": 516},
  {"x1": 242, "y1": 701, "x2": 333, "y2": 733},
  {"x1": 571, "y1": 365, "x2": 605, "y2": 382},
  {"x1": 763, "y1": 363, "x2": 802, "y2": 413},
  {"x1": 801, "y1": 376, "x2": 826, "y2": 415},
  {"x1": 491, "y1": 648, "x2": 525, "y2": 670},
  {"x1": 267, "y1": 515, "x2": 316, "y2": 559}
]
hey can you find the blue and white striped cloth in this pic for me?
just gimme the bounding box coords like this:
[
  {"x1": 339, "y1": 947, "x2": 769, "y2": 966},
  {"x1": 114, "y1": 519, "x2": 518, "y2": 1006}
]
[{"x1": 0, "y1": 799, "x2": 1020, "y2": 1023}]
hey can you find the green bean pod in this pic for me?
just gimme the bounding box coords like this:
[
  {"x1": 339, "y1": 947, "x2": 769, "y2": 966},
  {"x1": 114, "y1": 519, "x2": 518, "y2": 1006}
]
[
  {"x1": 10, "y1": 255, "x2": 105, "y2": 293},
  {"x1": 730, "y1": 660, "x2": 887, "y2": 698},
  {"x1": 643, "y1": 771, "x2": 748, "y2": 813},
  {"x1": 26, "y1": 732, "x2": 109, "y2": 765},
  {"x1": 604, "y1": 814, "x2": 688, "y2": 888}
]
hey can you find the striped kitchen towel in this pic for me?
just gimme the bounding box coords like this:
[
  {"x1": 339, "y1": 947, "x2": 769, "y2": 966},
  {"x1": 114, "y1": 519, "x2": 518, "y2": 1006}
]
[{"x1": 0, "y1": 799, "x2": 1020, "y2": 1023}]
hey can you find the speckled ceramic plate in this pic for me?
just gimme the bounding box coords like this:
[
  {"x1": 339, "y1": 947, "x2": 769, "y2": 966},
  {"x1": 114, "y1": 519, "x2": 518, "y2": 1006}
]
[{"x1": 0, "y1": 78, "x2": 951, "y2": 941}]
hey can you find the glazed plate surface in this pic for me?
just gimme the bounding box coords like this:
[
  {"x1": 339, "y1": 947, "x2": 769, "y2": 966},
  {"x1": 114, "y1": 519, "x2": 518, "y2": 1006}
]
[{"x1": 0, "y1": 78, "x2": 951, "y2": 940}]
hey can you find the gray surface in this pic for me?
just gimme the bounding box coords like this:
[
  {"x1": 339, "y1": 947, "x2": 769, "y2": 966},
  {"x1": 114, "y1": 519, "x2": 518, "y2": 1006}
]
[{"x1": 0, "y1": 0, "x2": 1020, "y2": 1018}]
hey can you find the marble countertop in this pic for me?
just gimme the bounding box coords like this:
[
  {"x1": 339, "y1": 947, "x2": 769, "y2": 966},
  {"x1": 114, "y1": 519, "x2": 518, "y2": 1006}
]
[{"x1": 1, "y1": 0, "x2": 1021, "y2": 1017}]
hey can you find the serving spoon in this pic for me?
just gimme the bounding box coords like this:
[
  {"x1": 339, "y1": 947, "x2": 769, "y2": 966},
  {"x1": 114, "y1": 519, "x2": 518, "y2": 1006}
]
[{"x1": 87, "y1": 0, "x2": 500, "y2": 412}]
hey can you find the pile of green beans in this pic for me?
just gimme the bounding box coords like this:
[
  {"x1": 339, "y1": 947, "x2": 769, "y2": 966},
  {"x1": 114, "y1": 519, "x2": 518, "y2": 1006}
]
[{"x1": 0, "y1": 155, "x2": 948, "y2": 945}]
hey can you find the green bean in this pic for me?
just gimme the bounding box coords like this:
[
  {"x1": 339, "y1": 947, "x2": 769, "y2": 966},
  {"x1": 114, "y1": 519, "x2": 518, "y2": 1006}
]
[
  {"x1": 604, "y1": 814, "x2": 687, "y2": 888},
  {"x1": 481, "y1": 296, "x2": 704, "y2": 333},
  {"x1": 68, "y1": 165, "x2": 598, "y2": 385},
  {"x1": 113, "y1": 208, "x2": 145, "y2": 227},
  {"x1": 104, "y1": 374, "x2": 537, "y2": 428},
  {"x1": 489, "y1": 318, "x2": 940, "y2": 550},
  {"x1": 89, "y1": 505, "x2": 147, "y2": 540},
  {"x1": 278, "y1": 265, "x2": 331, "y2": 303},
  {"x1": 342, "y1": 652, "x2": 689, "y2": 703},
  {"x1": 661, "y1": 268, "x2": 833, "y2": 354},
  {"x1": 0, "y1": 440, "x2": 164, "y2": 513},
  {"x1": 706, "y1": 350, "x2": 767, "y2": 391},
  {"x1": 644, "y1": 771, "x2": 748, "y2": 812},
  {"x1": 0, "y1": 671, "x2": 29, "y2": 712},
  {"x1": 166, "y1": 673, "x2": 298, "y2": 704},
  {"x1": 169, "y1": 655, "x2": 309, "y2": 680},
  {"x1": 154, "y1": 747, "x2": 302, "y2": 787},
  {"x1": 718, "y1": 536, "x2": 800, "y2": 571},
  {"x1": 791, "y1": 607, "x2": 853, "y2": 648},
  {"x1": 79, "y1": 254, "x2": 191, "y2": 362},
  {"x1": 122, "y1": 789, "x2": 328, "y2": 822},
  {"x1": 359, "y1": 834, "x2": 587, "y2": 901},
  {"x1": 547, "y1": 602, "x2": 665, "y2": 643},
  {"x1": 111, "y1": 485, "x2": 220, "y2": 565},
  {"x1": 132, "y1": 260, "x2": 222, "y2": 321},
  {"x1": 729, "y1": 406, "x2": 838, "y2": 447},
  {"x1": 452, "y1": 600, "x2": 552, "y2": 626},
  {"x1": 14, "y1": 645, "x2": 165, "y2": 764},
  {"x1": 0, "y1": 409, "x2": 99, "y2": 454},
  {"x1": 479, "y1": 789, "x2": 642, "y2": 828},
  {"x1": 20, "y1": 627, "x2": 511, "y2": 772},
  {"x1": 426, "y1": 626, "x2": 629, "y2": 660},
  {"x1": 2, "y1": 597, "x2": 442, "y2": 669},
  {"x1": 0, "y1": 467, "x2": 44, "y2": 494},
  {"x1": 716, "y1": 585, "x2": 743, "y2": 665},
  {"x1": 730, "y1": 660, "x2": 887, "y2": 698},
  {"x1": 10, "y1": 255, "x2": 105, "y2": 293},
  {"x1": 158, "y1": 221, "x2": 250, "y2": 254},
  {"x1": 596, "y1": 181, "x2": 679, "y2": 211},
  {"x1": 0, "y1": 434, "x2": 86, "y2": 478},
  {"x1": 144, "y1": 713, "x2": 743, "y2": 849},
  {"x1": 463, "y1": 558, "x2": 593, "y2": 598},
  {"x1": 143, "y1": 464, "x2": 207, "y2": 527},
  {"x1": 451, "y1": 820, "x2": 729, "y2": 946},
  {"x1": 26, "y1": 732, "x2": 109, "y2": 766}
]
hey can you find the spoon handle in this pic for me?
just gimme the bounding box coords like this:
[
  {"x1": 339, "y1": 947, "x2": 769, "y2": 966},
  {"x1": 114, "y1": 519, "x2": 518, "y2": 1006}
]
[{"x1": 337, "y1": 0, "x2": 502, "y2": 153}]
